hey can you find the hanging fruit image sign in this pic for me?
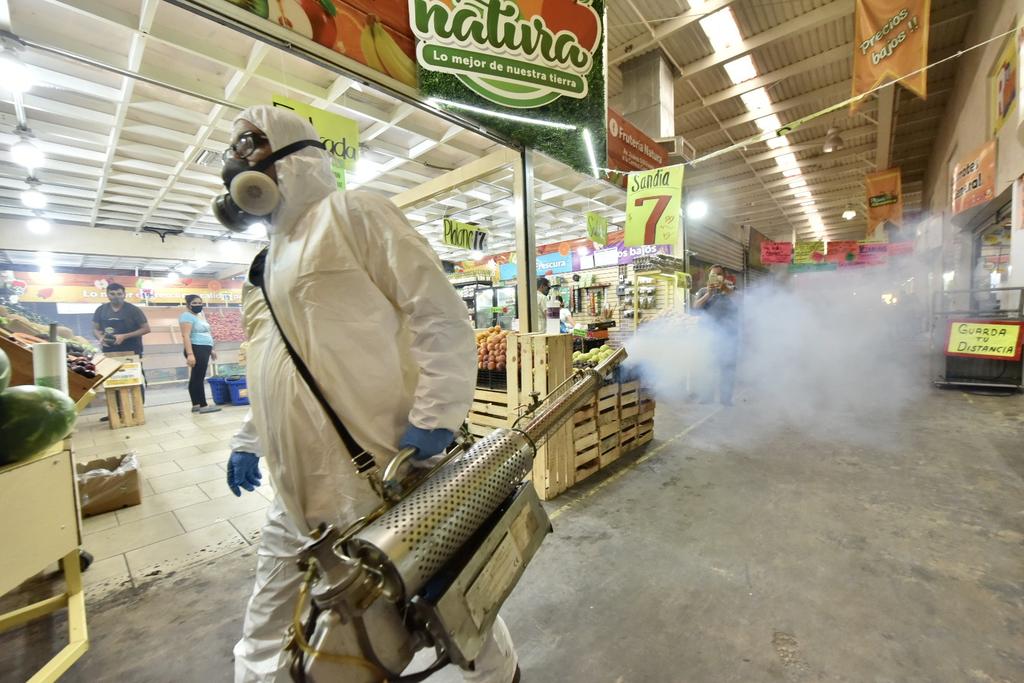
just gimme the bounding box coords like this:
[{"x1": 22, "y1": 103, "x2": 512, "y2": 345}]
[
  {"x1": 223, "y1": 0, "x2": 420, "y2": 88},
  {"x1": 413, "y1": 0, "x2": 607, "y2": 174}
]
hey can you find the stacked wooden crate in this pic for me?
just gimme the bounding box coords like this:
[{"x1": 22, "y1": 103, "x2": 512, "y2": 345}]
[{"x1": 465, "y1": 333, "x2": 657, "y2": 500}]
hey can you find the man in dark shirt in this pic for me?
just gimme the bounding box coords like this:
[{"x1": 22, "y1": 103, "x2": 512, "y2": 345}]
[
  {"x1": 693, "y1": 264, "x2": 739, "y2": 406},
  {"x1": 92, "y1": 282, "x2": 150, "y2": 354}
]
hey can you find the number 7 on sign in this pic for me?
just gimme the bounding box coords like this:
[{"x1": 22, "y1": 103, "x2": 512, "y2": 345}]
[{"x1": 634, "y1": 194, "x2": 673, "y2": 244}]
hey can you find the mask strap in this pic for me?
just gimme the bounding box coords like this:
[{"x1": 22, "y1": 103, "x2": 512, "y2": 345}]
[{"x1": 252, "y1": 140, "x2": 327, "y2": 172}]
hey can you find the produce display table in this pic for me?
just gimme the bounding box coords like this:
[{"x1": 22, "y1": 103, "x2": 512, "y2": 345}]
[{"x1": 0, "y1": 440, "x2": 88, "y2": 681}]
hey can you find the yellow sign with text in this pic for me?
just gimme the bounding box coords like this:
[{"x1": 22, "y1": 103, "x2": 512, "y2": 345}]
[
  {"x1": 443, "y1": 218, "x2": 488, "y2": 251},
  {"x1": 624, "y1": 165, "x2": 683, "y2": 247},
  {"x1": 946, "y1": 321, "x2": 1023, "y2": 360},
  {"x1": 271, "y1": 95, "x2": 359, "y2": 171}
]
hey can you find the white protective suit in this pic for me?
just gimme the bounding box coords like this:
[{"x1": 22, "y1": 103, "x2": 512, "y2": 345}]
[{"x1": 228, "y1": 105, "x2": 517, "y2": 683}]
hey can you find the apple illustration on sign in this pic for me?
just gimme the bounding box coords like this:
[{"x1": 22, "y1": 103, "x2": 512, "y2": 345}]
[
  {"x1": 516, "y1": 0, "x2": 601, "y2": 52},
  {"x1": 269, "y1": 0, "x2": 338, "y2": 50}
]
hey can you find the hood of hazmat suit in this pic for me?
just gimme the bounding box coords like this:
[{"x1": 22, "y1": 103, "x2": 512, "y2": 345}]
[{"x1": 234, "y1": 105, "x2": 477, "y2": 534}]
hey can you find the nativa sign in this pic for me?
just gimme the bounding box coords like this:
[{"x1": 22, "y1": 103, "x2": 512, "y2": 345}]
[{"x1": 410, "y1": 0, "x2": 603, "y2": 108}]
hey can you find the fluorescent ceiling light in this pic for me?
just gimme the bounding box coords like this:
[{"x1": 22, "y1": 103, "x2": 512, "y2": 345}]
[
  {"x1": 775, "y1": 153, "x2": 798, "y2": 169},
  {"x1": 754, "y1": 114, "x2": 782, "y2": 132},
  {"x1": 11, "y1": 136, "x2": 45, "y2": 170},
  {"x1": 21, "y1": 188, "x2": 47, "y2": 209},
  {"x1": 782, "y1": 168, "x2": 802, "y2": 177},
  {"x1": 582, "y1": 128, "x2": 600, "y2": 178},
  {"x1": 429, "y1": 98, "x2": 577, "y2": 130},
  {"x1": 699, "y1": 8, "x2": 743, "y2": 53},
  {"x1": 0, "y1": 53, "x2": 36, "y2": 94},
  {"x1": 787, "y1": 178, "x2": 808, "y2": 189},
  {"x1": 739, "y1": 87, "x2": 771, "y2": 111},
  {"x1": 799, "y1": 200, "x2": 815, "y2": 207},
  {"x1": 36, "y1": 251, "x2": 53, "y2": 265},
  {"x1": 765, "y1": 136, "x2": 789, "y2": 149},
  {"x1": 842, "y1": 205, "x2": 856, "y2": 220},
  {"x1": 794, "y1": 191, "x2": 812, "y2": 198},
  {"x1": 802, "y1": 205, "x2": 818, "y2": 214},
  {"x1": 27, "y1": 217, "x2": 50, "y2": 235}
]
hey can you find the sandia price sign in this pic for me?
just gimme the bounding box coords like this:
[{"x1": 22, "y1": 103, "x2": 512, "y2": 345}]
[
  {"x1": 624, "y1": 165, "x2": 683, "y2": 247},
  {"x1": 411, "y1": 0, "x2": 602, "y2": 108}
]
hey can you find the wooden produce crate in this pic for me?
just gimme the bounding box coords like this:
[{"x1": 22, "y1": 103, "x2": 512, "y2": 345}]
[
  {"x1": 0, "y1": 332, "x2": 121, "y2": 404},
  {"x1": 571, "y1": 395, "x2": 600, "y2": 483},
  {"x1": 619, "y1": 380, "x2": 640, "y2": 421}
]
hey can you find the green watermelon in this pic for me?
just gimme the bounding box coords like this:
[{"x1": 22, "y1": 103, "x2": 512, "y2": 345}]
[
  {"x1": 0, "y1": 348, "x2": 9, "y2": 392},
  {"x1": 0, "y1": 385, "x2": 77, "y2": 465}
]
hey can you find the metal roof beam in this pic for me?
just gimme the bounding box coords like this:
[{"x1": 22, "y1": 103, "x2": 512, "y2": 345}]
[{"x1": 610, "y1": 0, "x2": 737, "y2": 66}]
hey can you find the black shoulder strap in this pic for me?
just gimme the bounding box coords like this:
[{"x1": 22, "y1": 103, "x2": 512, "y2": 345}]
[{"x1": 248, "y1": 249, "x2": 378, "y2": 476}]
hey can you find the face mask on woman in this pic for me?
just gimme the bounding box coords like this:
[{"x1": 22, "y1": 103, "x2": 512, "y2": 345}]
[{"x1": 190, "y1": 304, "x2": 204, "y2": 314}]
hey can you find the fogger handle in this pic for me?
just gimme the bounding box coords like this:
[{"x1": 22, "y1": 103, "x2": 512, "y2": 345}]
[{"x1": 381, "y1": 446, "x2": 419, "y2": 497}]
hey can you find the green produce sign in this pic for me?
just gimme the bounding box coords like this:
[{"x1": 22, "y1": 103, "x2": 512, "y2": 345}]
[
  {"x1": 443, "y1": 218, "x2": 489, "y2": 250},
  {"x1": 413, "y1": 0, "x2": 607, "y2": 174},
  {"x1": 586, "y1": 212, "x2": 608, "y2": 245}
]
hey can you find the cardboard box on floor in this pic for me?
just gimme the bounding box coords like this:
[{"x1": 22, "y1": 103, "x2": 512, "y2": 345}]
[{"x1": 76, "y1": 453, "x2": 142, "y2": 517}]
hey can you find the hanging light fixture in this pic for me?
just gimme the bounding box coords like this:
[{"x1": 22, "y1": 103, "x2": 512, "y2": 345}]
[
  {"x1": 0, "y1": 46, "x2": 36, "y2": 94},
  {"x1": 27, "y1": 216, "x2": 51, "y2": 235},
  {"x1": 20, "y1": 177, "x2": 47, "y2": 209},
  {"x1": 842, "y1": 204, "x2": 856, "y2": 220},
  {"x1": 822, "y1": 127, "x2": 844, "y2": 154},
  {"x1": 11, "y1": 127, "x2": 45, "y2": 170}
]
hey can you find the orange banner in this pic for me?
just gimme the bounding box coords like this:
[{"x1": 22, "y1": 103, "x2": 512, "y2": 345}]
[
  {"x1": 952, "y1": 140, "x2": 997, "y2": 215},
  {"x1": 866, "y1": 168, "x2": 903, "y2": 239},
  {"x1": 852, "y1": 0, "x2": 930, "y2": 105},
  {"x1": 1, "y1": 271, "x2": 243, "y2": 305}
]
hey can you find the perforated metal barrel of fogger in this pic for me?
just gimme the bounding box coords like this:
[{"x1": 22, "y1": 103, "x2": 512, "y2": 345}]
[{"x1": 347, "y1": 349, "x2": 625, "y2": 599}]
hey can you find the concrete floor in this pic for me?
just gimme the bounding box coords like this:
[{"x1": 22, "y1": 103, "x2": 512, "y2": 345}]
[{"x1": 2, "y1": 387, "x2": 1022, "y2": 683}]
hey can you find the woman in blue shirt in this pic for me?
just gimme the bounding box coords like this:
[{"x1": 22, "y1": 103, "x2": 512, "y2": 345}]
[{"x1": 180, "y1": 295, "x2": 220, "y2": 413}]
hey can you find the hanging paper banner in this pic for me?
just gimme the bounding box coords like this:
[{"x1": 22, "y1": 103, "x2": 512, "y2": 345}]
[
  {"x1": 587, "y1": 212, "x2": 609, "y2": 246},
  {"x1": 852, "y1": 0, "x2": 930, "y2": 107},
  {"x1": 788, "y1": 263, "x2": 838, "y2": 274},
  {"x1": 760, "y1": 240, "x2": 794, "y2": 264},
  {"x1": 952, "y1": 140, "x2": 998, "y2": 215},
  {"x1": 624, "y1": 165, "x2": 684, "y2": 247},
  {"x1": 826, "y1": 240, "x2": 860, "y2": 263},
  {"x1": 991, "y1": 35, "x2": 1018, "y2": 135},
  {"x1": 858, "y1": 241, "x2": 889, "y2": 265},
  {"x1": 866, "y1": 168, "x2": 903, "y2": 239},
  {"x1": 946, "y1": 321, "x2": 1023, "y2": 360},
  {"x1": 442, "y1": 218, "x2": 489, "y2": 251},
  {"x1": 272, "y1": 95, "x2": 360, "y2": 171},
  {"x1": 793, "y1": 241, "x2": 825, "y2": 264}
]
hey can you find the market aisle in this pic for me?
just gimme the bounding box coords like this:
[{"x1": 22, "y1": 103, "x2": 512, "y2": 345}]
[{"x1": 2, "y1": 389, "x2": 1022, "y2": 682}]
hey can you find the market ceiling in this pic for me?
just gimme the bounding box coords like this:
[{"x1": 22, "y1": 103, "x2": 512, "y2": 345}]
[
  {"x1": 0, "y1": 0, "x2": 978, "y2": 258},
  {"x1": 607, "y1": 0, "x2": 977, "y2": 241}
]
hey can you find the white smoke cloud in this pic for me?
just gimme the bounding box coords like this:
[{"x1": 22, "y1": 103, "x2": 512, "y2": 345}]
[{"x1": 623, "y1": 265, "x2": 928, "y2": 448}]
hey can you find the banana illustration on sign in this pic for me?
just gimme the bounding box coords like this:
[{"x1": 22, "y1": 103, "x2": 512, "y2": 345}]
[{"x1": 366, "y1": 17, "x2": 417, "y2": 87}]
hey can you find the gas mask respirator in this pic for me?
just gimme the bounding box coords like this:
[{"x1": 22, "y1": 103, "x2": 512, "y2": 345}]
[{"x1": 212, "y1": 139, "x2": 326, "y2": 233}]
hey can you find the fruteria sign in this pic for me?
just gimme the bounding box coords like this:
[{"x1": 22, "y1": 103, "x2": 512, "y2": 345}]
[
  {"x1": 442, "y1": 217, "x2": 489, "y2": 250},
  {"x1": 851, "y1": 0, "x2": 930, "y2": 108},
  {"x1": 624, "y1": 165, "x2": 684, "y2": 247},
  {"x1": 945, "y1": 320, "x2": 1023, "y2": 360},
  {"x1": 414, "y1": 0, "x2": 607, "y2": 174},
  {"x1": 226, "y1": 2, "x2": 418, "y2": 87},
  {"x1": 605, "y1": 107, "x2": 668, "y2": 187},
  {"x1": 952, "y1": 140, "x2": 997, "y2": 215}
]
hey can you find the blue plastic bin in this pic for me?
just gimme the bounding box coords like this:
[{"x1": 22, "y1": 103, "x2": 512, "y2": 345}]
[
  {"x1": 227, "y1": 377, "x2": 250, "y2": 406},
  {"x1": 207, "y1": 377, "x2": 231, "y2": 405}
]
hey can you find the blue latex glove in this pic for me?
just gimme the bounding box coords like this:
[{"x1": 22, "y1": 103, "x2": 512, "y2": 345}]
[
  {"x1": 398, "y1": 425, "x2": 454, "y2": 461},
  {"x1": 227, "y1": 451, "x2": 261, "y2": 497}
]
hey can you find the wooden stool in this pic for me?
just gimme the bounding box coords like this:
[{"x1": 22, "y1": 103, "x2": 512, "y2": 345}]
[{"x1": 105, "y1": 385, "x2": 145, "y2": 429}]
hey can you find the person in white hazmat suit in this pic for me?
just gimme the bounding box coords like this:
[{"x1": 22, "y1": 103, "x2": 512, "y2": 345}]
[{"x1": 219, "y1": 105, "x2": 519, "y2": 683}]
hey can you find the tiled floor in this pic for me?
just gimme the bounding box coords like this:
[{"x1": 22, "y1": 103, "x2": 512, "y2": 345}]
[{"x1": 73, "y1": 400, "x2": 273, "y2": 595}]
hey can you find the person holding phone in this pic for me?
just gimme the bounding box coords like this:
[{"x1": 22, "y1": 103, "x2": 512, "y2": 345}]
[
  {"x1": 693, "y1": 265, "x2": 739, "y2": 406},
  {"x1": 180, "y1": 294, "x2": 220, "y2": 413}
]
